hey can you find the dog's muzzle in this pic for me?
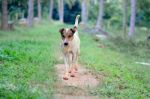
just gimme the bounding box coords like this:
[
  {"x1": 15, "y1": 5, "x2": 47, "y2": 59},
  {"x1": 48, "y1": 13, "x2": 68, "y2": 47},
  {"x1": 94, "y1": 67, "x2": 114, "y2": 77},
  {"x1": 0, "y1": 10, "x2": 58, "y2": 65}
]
[{"x1": 64, "y1": 42, "x2": 68, "y2": 46}]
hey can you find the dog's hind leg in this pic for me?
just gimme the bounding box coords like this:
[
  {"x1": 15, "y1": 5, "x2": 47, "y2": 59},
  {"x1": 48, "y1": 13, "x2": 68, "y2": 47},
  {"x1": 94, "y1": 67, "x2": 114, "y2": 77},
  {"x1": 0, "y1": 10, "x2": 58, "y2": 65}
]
[
  {"x1": 68, "y1": 53, "x2": 73, "y2": 73},
  {"x1": 70, "y1": 53, "x2": 78, "y2": 77},
  {"x1": 73, "y1": 49, "x2": 80, "y2": 71},
  {"x1": 74, "y1": 53, "x2": 79, "y2": 71}
]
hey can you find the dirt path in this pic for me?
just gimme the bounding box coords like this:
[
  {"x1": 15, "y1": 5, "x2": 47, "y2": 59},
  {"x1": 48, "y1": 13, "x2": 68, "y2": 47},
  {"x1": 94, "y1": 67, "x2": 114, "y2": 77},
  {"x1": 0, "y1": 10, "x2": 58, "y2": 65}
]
[{"x1": 54, "y1": 64, "x2": 100, "y2": 99}]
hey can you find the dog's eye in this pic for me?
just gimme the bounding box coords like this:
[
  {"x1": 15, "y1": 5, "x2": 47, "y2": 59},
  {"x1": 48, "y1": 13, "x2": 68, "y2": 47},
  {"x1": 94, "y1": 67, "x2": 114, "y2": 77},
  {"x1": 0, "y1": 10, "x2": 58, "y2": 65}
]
[
  {"x1": 68, "y1": 35, "x2": 72, "y2": 38},
  {"x1": 62, "y1": 35, "x2": 65, "y2": 38}
]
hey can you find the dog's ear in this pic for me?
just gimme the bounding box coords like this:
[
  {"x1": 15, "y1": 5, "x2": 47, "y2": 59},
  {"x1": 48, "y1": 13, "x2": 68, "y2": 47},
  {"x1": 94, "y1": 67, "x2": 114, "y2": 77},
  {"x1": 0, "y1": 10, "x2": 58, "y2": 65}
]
[
  {"x1": 59, "y1": 28, "x2": 64, "y2": 34},
  {"x1": 70, "y1": 28, "x2": 76, "y2": 35}
]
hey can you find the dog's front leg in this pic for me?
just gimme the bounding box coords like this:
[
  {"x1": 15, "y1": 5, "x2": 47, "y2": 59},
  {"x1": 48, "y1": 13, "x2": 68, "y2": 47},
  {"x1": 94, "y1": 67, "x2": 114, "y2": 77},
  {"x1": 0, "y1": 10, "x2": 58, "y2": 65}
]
[
  {"x1": 70, "y1": 53, "x2": 77, "y2": 77},
  {"x1": 63, "y1": 54, "x2": 69, "y2": 80}
]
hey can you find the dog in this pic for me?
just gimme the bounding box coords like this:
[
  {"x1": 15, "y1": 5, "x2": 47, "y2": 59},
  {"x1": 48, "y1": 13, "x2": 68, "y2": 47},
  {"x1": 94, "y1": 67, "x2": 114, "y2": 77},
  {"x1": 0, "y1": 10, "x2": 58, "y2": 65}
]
[{"x1": 59, "y1": 15, "x2": 80, "y2": 80}]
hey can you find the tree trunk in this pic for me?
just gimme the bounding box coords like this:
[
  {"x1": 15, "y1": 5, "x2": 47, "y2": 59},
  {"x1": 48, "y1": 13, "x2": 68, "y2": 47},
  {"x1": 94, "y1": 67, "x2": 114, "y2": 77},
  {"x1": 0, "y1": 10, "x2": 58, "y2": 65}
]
[
  {"x1": 58, "y1": 0, "x2": 64, "y2": 23},
  {"x1": 28, "y1": 0, "x2": 34, "y2": 27},
  {"x1": 95, "y1": 0, "x2": 104, "y2": 30},
  {"x1": 123, "y1": 0, "x2": 128, "y2": 38},
  {"x1": 1, "y1": 0, "x2": 8, "y2": 30},
  {"x1": 81, "y1": 0, "x2": 88, "y2": 25},
  {"x1": 37, "y1": 0, "x2": 41, "y2": 20},
  {"x1": 49, "y1": 0, "x2": 53, "y2": 21},
  {"x1": 128, "y1": 0, "x2": 136, "y2": 38}
]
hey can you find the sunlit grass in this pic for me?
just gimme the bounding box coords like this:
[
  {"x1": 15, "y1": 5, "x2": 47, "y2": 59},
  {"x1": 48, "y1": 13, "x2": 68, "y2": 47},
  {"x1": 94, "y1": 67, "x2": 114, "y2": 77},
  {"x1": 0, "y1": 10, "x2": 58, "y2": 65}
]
[
  {"x1": 79, "y1": 29, "x2": 150, "y2": 98},
  {"x1": 0, "y1": 21, "x2": 61, "y2": 98},
  {"x1": 0, "y1": 21, "x2": 150, "y2": 98}
]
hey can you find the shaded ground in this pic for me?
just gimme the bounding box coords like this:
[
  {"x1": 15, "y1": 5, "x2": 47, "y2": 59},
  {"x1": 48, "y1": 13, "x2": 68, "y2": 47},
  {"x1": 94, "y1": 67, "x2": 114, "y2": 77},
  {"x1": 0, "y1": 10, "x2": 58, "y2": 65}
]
[{"x1": 54, "y1": 64, "x2": 100, "y2": 99}]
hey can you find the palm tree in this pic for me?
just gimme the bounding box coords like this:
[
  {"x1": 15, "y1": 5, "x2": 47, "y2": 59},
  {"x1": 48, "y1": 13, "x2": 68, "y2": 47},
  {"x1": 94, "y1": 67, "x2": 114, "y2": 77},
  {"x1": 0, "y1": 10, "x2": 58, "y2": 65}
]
[
  {"x1": 37, "y1": 0, "x2": 42, "y2": 20},
  {"x1": 122, "y1": 0, "x2": 128, "y2": 38},
  {"x1": 49, "y1": 0, "x2": 53, "y2": 21},
  {"x1": 95, "y1": 0, "x2": 104, "y2": 31},
  {"x1": 81, "y1": 0, "x2": 88, "y2": 25},
  {"x1": 128, "y1": 0, "x2": 136, "y2": 38},
  {"x1": 28, "y1": 0, "x2": 34, "y2": 27},
  {"x1": 1, "y1": 0, "x2": 8, "y2": 30},
  {"x1": 58, "y1": 0, "x2": 64, "y2": 22}
]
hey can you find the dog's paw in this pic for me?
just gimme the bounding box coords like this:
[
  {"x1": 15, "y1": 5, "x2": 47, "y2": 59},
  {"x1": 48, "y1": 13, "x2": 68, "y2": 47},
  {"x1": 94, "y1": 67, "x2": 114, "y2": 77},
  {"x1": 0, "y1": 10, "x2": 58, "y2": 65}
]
[
  {"x1": 63, "y1": 76, "x2": 69, "y2": 80},
  {"x1": 70, "y1": 74, "x2": 75, "y2": 77},
  {"x1": 74, "y1": 65, "x2": 78, "y2": 73},
  {"x1": 75, "y1": 67, "x2": 78, "y2": 71},
  {"x1": 70, "y1": 69, "x2": 76, "y2": 77},
  {"x1": 63, "y1": 73, "x2": 69, "y2": 80},
  {"x1": 69, "y1": 70, "x2": 71, "y2": 73}
]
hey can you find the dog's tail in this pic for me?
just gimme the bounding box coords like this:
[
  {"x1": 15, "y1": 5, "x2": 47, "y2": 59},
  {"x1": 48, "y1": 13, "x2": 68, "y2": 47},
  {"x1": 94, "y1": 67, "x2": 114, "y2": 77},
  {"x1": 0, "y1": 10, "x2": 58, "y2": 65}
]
[{"x1": 74, "y1": 15, "x2": 80, "y2": 28}]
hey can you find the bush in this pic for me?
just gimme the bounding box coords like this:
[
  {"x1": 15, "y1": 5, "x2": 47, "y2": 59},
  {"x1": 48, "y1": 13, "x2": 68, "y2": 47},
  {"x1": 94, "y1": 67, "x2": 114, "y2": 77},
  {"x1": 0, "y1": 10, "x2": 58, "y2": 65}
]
[{"x1": 106, "y1": 36, "x2": 150, "y2": 59}]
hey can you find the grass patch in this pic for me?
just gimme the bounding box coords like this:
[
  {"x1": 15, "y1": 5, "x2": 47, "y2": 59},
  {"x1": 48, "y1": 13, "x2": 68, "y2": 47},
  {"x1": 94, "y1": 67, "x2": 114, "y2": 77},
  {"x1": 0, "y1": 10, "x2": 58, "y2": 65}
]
[
  {"x1": 79, "y1": 32, "x2": 150, "y2": 98},
  {"x1": 0, "y1": 21, "x2": 62, "y2": 98},
  {"x1": 0, "y1": 21, "x2": 150, "y2": 98}
]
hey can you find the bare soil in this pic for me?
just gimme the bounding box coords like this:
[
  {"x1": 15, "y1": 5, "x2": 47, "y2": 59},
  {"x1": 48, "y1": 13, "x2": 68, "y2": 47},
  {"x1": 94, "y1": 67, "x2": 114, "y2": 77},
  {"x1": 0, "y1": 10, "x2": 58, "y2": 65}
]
[{"x1": 54, "y1": 64, "x2": 100, "y2": 99}]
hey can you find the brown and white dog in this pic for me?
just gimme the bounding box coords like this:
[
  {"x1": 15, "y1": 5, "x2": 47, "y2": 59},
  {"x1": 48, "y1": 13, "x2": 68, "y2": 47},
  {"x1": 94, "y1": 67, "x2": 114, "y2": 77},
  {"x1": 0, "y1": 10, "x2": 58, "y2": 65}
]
[{"x1": 59, "y1": 15, "x2": 80, "y2": 80}]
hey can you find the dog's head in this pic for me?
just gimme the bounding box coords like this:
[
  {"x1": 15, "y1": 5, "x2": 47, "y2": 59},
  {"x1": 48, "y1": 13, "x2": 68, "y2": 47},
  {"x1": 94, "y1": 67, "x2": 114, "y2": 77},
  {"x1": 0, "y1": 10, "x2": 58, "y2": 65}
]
[{"x1": 59, "y1": 27, "x2": 77, "y2": 46}]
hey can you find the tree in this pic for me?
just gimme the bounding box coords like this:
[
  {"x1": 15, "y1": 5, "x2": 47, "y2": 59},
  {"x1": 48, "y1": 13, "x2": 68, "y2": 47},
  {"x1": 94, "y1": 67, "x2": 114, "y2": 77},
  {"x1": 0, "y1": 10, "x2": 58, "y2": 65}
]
[
  {"x1": 122, "y1": 0, "x2": 128, "y2": 38},
  {"x1": 58, "y1": 0, "x2": 64, "y2": 22},
  {"x1": 81, "y1": 0, "x2": 88, "y2": 25},
  {"x1": 95, "y1": 0, "x2": 104, "y2": 31},
  {"x1": 1, "y1": 0, "x2": 8, "y2": 30},
  {"x1": 37, "y1": 0, "x2": 41, "y2": 20},
  {"x1": 48, "y1": 0, "x2": 53, "y2": 21},
  {"x1": 28, "y1": 0, "x2": 34, "y2": 27},
  {"x1": 128, "y1": 0, "x2": 136, "y2": 38}
]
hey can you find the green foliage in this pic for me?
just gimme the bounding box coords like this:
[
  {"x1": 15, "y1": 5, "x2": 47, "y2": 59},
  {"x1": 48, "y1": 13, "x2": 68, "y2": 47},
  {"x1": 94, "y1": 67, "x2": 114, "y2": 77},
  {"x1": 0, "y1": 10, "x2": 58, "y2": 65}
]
[
  {"x1": 1, "y1": 0, "x2": 149, "y2": 30},
  {"x1": 79, "y1": 27, "x2": 150, "y2": 98},
  {"x1": 108, "y1": 37, "x2": 150, "y2": 59},
  {"x1": 88, "y1": 2, "x2": 99, "y2": 22},
  {"x1": 137, "y1": 0, "x2": 150, "y2": 27},
  {"x1": 0, "y1": 21, "x2": 59, "y2": 98},
  {"x1": 0, "y1": 20, "x2": 150, "y2": 98}
]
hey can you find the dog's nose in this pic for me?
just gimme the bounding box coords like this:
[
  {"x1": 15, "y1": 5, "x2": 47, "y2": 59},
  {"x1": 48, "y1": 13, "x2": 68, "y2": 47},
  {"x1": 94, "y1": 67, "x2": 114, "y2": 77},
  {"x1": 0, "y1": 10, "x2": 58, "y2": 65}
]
[{"x1": 64, "y1": 42, "x2": 68, "y2": 46}]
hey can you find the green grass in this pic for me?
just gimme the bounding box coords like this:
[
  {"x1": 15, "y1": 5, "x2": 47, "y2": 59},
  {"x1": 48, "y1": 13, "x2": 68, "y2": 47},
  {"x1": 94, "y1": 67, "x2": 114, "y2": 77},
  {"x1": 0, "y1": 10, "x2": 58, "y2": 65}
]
[
  {"x1": 80, "y1": 32, "x2": 150, "y2": 98},
  {"x1": 0, "y1": 21, "x2": 62, "y2": 98},
  {"x1": 0, "y1": 21, "x2": 150, "y2": 98}
]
